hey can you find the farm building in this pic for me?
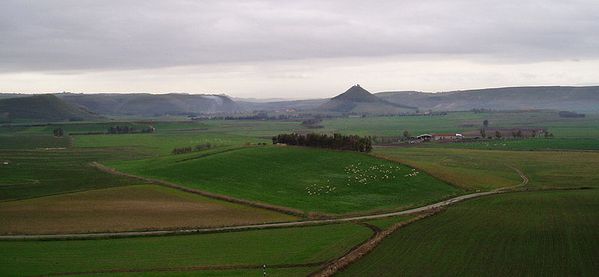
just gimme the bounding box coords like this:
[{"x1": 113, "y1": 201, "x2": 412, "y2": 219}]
[
  {"x1": 432, "y1": 133, "x2": 463, "y2": 141},
  {"x1": 416, "y1": 134, "x2": 432, "y2": 141}
]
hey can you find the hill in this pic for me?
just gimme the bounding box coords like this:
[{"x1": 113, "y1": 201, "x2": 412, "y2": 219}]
[
  {"x1": 0, "y1": 94, "x2": 100, "y2": 123},
  {"x1": 319, "y1": 85, "x2": 417, "y2": 114},
  {"x1": 377, "y1": 86, "x2": 599, "y2": 112},
  {"x1": 57, "y1": 93, "x2": 239, "y2": 116}
]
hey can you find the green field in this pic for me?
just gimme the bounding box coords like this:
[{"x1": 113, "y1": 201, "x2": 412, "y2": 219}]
[
  {"x1": 89, "y1": 267, "x2": 319, "y2": 277},
  {"x1": 340, "y1": 189, "x2": 599, "y2": 276},
  {"x1": 429, "y1": 138, "x2": 599, "y2": 151},
  {"x1": 110, "y1": 146, "x2": 461, "y2": 215},
  {"x1": 0, "y1": 223, "x2": 371, "y2": 276},
  {"x1": 0, "y1": 149, "x2": 144, "y2": 201},
  {"x1": 321, "y1": 111, "x2": 599, "y2": 138},
  {"x1": 374, "y1": 147, "x2": 599, "y2": 190}
]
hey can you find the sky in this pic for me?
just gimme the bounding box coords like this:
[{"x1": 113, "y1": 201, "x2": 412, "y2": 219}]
[{"x1": 1, "y1": 0, "x2": 598, "y2": 99}]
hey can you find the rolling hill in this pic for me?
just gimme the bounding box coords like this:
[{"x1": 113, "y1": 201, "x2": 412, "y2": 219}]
[
  {"x1": 57, "y1": 93, "x2": 239, "y2": 116},
  {"x1": 0, "y1": 94, "x2": 100, "y2": 123},
  {"x1": 377, "y1": 86, "x2": 599, "y2": 112},
  {"x1": 319, "y1": 85, "x2": 417, "y2": 114}
]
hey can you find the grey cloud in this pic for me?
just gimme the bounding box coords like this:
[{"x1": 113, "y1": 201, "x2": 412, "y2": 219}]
[{"x1": 1, "y1": 0, "x2": 598, "y2": 72}]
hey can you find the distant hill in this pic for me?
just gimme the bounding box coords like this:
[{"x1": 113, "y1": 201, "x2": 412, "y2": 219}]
[
  {"x1": 0, "y1": 94, "x2": 100, "y2": 123},
  {"x1": 57, "y1": 93, "x2": 239, "y2": 116},
  {"x1": 319, "y1": 85, "x2": 417, "y2": 114},
  {"x1": 377, "y1": 86, "x2": 599, "y2": 112}
]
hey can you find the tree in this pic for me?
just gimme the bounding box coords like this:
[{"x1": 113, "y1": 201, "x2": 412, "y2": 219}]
[
  {"x1": 53, "y1": 128, "x2": 64, "y2": 137},
  {"x1": 480, "y1": 128, "x2": 486, "y2": 138},
  {"x1": 402, "y1": 130, "x2": 410, "y2": 139},
  {"x1": 495, "y1": 130, "x2": 502, "y2": 139},
  {"x1": 483, "y1": 120, "x2": 489, "y2": 128}
]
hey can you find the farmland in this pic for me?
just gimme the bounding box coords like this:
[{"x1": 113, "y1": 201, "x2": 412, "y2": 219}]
[
  {"x1": 321, "y1": 111, "x2": 599, "y2": 138},
  {"x1": 1, "y1": 109, "x2": 598, "y2": 276},
  {"x1": 0, "y1": 223, "x2": 372, "y2": 276},
  {"x1": 0, "y1": 148, "x2": 144, "y2": 201},
  {"x1": 340, "y1": 189, "x2": 599, "y2": 276},
  {"x1": 0, "y1": 185, "x2": 295, "y2": 235},
  {"x1": 109, "y1": 146, "x2": 461, "y2": 215},
  {"x1": 375, "y1": 147, "x2": 599, "y2": 190}
]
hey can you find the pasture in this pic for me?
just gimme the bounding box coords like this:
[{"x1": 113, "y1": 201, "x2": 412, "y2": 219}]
[
  {"x1": 430, "y1": 138, "x2": 599, "y2": 151},
  {"x1": 109, "y1": 146, "x2": 461, "y2": 215},
  {"x1": 0, "y1": 223, "x2": 371, "y2": 276},
  {"x1": 374, "y1": 147, "x2": 599, "y2": 190},
  {"x1": 340, "y1": 189, "x2": 599, "y2": 276},
  {"x1": 321, "y1": 111, "x2": 599, "y2": 138},
  {"x1": 0, "y1": 185, "x2": 295, "y2": 235},
  {"x1": 0, "y1": 149, "x2": 144, "y2": 201}
]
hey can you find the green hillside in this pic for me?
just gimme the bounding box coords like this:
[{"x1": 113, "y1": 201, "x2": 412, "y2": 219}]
[{"x1": 0, "y1": 94, "x2": 100, "y2": 123}]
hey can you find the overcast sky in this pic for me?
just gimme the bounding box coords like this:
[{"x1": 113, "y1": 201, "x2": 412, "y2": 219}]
[{"x1": 1, "y1": 0, "x2": 598, "y2": 98}]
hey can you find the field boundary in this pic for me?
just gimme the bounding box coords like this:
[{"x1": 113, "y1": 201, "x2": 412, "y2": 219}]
[
  {"x1": 89, "y1": 162, "x2": 307, "y2": 217},
  {"x1": 0, "y1": 164, "x2": 529, "y2": 241},
  {"x1": 38, "y1": 261, "x2": 323, "y2": 277},
  {"x1": 310, "y1": 210, "x2": 442, "y2": 277}
]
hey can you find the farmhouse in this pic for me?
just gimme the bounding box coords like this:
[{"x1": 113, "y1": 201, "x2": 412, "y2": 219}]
[{"x1": 432, "y1": 133, "x2": 463, "y2": 141}]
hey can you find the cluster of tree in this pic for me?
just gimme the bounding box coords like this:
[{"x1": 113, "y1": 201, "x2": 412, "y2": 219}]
[
  {"x1": 172, "y1": 143, "x2": 213, "y2": 155},
  {"x1": 272, "y1": 133, "x2": 372, "y2": 152},
  {"x1": 52, "y1": 128, "x2": 64, "y2": 137},
  {"x1": 107, "y1": 125, "x2": 155, "y2": 134},
  {"x1": 558, "y1": 111, "x2": 585, "y2": 118},
  {"x1": 471, "y1": 108, "x2": 495, "y2": 113},
  {"x1": 301, "y1": 118, "x2": 323, "y2": 129}
]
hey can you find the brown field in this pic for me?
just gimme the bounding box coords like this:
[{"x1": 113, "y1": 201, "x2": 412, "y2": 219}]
[{"x1": 0, "y1": 185, "x2": 297, "y2": 235}]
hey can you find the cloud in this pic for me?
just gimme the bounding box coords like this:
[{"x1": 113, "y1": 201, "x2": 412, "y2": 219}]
[{"x1": 1, "y1": 0, "x2": 598, "y2": 73}]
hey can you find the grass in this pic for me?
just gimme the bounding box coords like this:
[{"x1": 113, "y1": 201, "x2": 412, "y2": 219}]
[
  {"x1": 340, "y1": 189, "x2": 599, "y2": 276},
  {"x1": 109, "y1": 146, "x2": 461, "y2": 215},
  {"x1": 73, "y1": 132, "x2": 267, "y2": 156},
  {"x1": 83, "y1": 267, "x2": 319, "y2": 277},
  {"x1": 0, "y1": 223, "x2": 371, "y2": 276},
  {"x1": 0, "y1": 134, "x2": 71, "y2": 149},
  {"x1": 0, "y1": 148, "x2": 145, "y2": 201},
  {"x1": 321, "y1": 111, "x2": 599, "y2": 138},
  {"x1": 374, "y1": 147, "x2": 599, "y2": 190},
  {"x1": 363, "y1": 215, "x2": 416, "y2": 230},
  {"x1": 429, "y1": 138, "x2": 599, "y2": 151},
  {"x1": 0, "y1": 185, "x2": 296, "y2": 235}
]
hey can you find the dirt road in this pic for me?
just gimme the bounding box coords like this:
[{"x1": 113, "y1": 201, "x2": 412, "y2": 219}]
[{"x1": 0, "y1": 165, "x2": 528, "y2": 241}]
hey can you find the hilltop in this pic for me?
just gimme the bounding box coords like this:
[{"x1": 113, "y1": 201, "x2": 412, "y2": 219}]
[
  {"x1": 319, "y1": 85, "x2": 417, "y2": 114},
  {"x1": 57, "y1": 93, "x2": 239, "y2": 116},
  {"x1": 0, "y1": 94, "x2": 100, "y2": 123}
]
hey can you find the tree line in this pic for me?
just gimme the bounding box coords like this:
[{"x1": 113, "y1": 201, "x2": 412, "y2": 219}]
[
  {"x1": 272, "y1": 133, "x2": 372, "y2": 152},
  {"x1": 107, "y1": 125, "x2": 155, "y2": 134},
  {"x1": 172, "y1": 143, "x2": 213, "y2": 155}
]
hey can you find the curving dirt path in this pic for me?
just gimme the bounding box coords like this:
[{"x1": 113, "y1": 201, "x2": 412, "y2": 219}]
[{"x1": 0, "y1": 166, "x2": 528, "y2": 241}]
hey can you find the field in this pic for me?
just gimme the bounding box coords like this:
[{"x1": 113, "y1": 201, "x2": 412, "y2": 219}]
[
  {"x1": 0, "y1": 223, "x2": 372, "y2": 276},
  {"x1": 428, "y1": 138, "x2": 599, "y2": 151},
  {"x1": 0, "y1": 149, "x2": 144, "y2": 201},
  {"x1": 374, "y1": 147, "x2": 599, "y2": 190},
  {"x1": 1, "y1": 110, "x2": 598, "y2": 276},
  {"x1": 340, "y1": 189, "x2": 599, "y2": 276},
  {"x1": 109, "y1": 146, "x2": 461, "y2": 215},
  {"x1": 321, "y1": 111, "x2": 599, "y2": 138},
  {"x1": 0, "y1": 185, "x2": 295, "y2": 235}
]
